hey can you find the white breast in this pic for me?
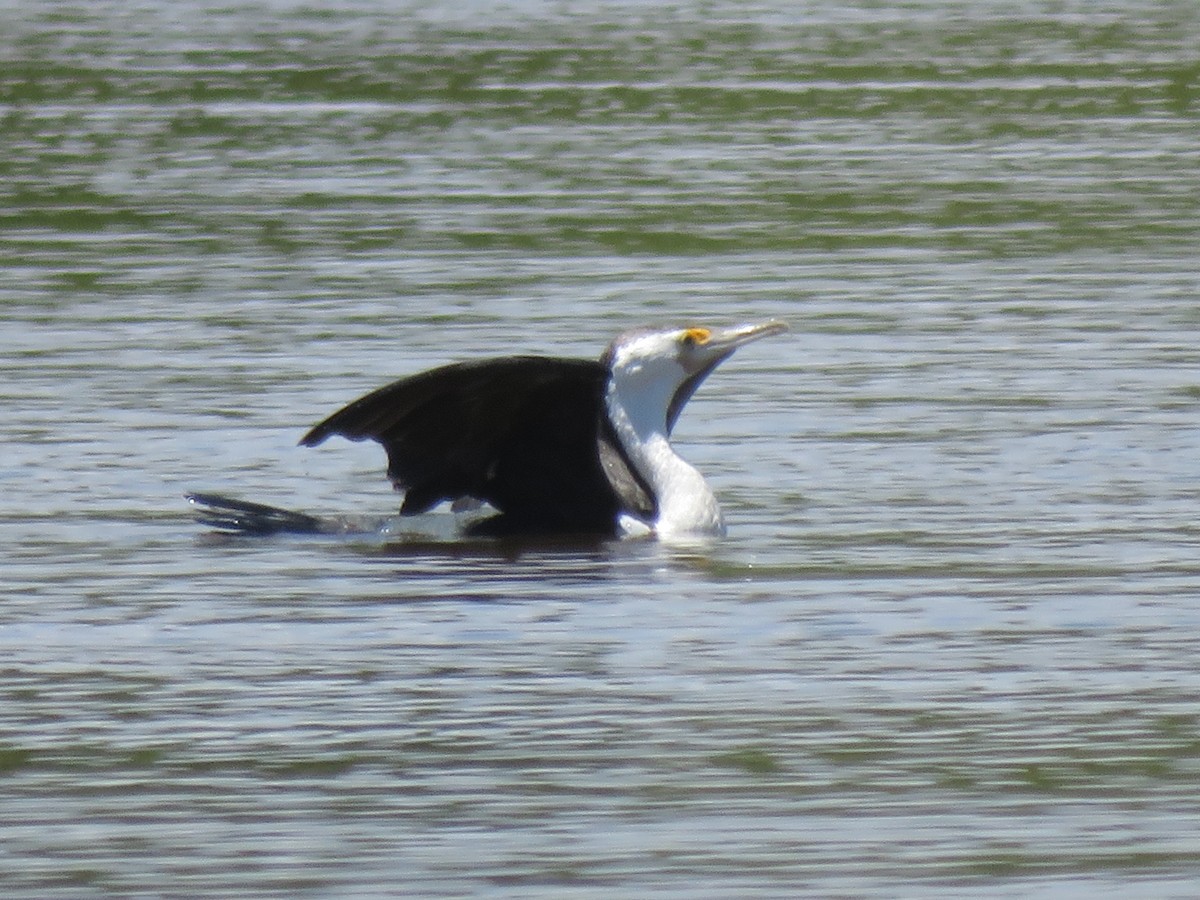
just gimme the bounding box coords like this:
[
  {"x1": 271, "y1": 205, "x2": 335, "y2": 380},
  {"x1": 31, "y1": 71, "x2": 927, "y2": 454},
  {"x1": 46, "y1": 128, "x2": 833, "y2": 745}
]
[{"x1": 605, "y1": 374, "x2": 725, "y2": 539}]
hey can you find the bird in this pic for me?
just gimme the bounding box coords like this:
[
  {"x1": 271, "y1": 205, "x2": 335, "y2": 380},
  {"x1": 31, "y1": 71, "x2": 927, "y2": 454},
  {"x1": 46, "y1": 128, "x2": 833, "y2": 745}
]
[{"x1": 188, "y1": 320, "x2": 787, "y2": 540}]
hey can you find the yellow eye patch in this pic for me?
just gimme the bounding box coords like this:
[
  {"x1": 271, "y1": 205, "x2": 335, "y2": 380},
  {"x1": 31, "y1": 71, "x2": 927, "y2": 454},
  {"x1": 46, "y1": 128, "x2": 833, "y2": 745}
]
[{"x1": 681, "y1": 327, "x2": 711, "y2": 345}]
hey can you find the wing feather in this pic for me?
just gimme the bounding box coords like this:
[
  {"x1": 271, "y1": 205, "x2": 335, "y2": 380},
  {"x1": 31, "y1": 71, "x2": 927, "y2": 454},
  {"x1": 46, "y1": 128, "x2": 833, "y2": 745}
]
[{"x1": 301, "y1": 356, "x2": 649, "y2": 532}]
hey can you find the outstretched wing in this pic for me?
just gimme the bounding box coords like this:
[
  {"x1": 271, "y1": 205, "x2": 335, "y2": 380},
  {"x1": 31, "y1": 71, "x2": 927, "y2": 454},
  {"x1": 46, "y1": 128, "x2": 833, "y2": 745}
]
[{"x1": 301, "y1": 356, "x2": 654, "y2": 532}]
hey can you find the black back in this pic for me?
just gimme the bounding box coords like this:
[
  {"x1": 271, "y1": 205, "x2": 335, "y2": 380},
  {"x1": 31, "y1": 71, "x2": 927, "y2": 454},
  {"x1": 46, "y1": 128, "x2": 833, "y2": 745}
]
[{"x1": 301, "y1": 356, "x2": 655, "y2": 535}]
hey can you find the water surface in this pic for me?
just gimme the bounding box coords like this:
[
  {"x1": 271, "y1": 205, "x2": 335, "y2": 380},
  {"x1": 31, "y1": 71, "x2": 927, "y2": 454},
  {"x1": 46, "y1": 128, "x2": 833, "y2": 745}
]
[{"x1": 3, "y1": 0, "x2": 1200, "y2": 896}]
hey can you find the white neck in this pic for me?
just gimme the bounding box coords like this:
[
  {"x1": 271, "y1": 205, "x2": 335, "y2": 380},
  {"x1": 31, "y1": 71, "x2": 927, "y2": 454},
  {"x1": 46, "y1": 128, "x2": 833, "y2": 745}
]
[{"x1": 605, "y1": 376, "x2": 725, "y2": 539}]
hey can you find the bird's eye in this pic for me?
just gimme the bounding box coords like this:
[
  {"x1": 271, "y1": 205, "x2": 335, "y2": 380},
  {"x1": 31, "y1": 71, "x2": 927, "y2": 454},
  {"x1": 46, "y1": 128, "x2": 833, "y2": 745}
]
[{"x1": 681, "y1": 328, "x2": 711, "y2": 347}]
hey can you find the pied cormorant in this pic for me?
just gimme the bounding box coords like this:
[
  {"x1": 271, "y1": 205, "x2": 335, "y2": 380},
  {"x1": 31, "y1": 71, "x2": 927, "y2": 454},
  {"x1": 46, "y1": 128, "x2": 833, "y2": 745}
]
[{"x1": 189, "y1": 320, "x2": 786, "y2": 539}]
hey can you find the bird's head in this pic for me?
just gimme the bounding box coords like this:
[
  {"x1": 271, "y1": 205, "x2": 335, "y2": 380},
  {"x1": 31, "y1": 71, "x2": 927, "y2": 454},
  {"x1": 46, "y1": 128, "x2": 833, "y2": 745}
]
[{"x1": 602, "y1": 320, "x2": 787, "y2": 433}]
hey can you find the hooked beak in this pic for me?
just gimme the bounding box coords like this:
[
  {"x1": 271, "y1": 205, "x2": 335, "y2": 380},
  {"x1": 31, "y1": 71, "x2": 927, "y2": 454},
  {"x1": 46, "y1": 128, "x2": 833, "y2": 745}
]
[
  {"x1": 668, "y1": 319, "x2": 788, "y2": 432},
  {"x1": 688, "y1": 320, "x2": 789, "y2": 369}
]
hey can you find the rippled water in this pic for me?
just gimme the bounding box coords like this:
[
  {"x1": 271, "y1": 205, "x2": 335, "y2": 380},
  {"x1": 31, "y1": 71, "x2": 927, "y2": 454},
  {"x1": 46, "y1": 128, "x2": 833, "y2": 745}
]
[{"x1": 4, "y1": 0, "x2": 1200, "y2": 895}]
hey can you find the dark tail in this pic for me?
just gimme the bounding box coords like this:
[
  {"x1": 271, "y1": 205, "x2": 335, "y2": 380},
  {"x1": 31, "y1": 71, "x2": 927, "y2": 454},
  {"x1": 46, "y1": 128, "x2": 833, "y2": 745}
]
[{"x1": 186, "y1": 492, "x2": 329, "y2": 536}]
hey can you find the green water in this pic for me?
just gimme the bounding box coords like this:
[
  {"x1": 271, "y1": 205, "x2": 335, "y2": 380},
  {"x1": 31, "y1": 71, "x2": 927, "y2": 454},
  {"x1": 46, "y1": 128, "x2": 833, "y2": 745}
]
[
  {"x1": 4, "y1": 0, "x2": 1198, "y2": 266},
  {"x1": 3, "y1": 0, "x2": 1200, "y2": 896}
]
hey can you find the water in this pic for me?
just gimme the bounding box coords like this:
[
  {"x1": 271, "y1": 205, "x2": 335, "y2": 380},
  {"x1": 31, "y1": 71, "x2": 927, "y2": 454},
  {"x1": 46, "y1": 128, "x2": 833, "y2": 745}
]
[{"x1": 3, "y1": 0, "x2": 1200, "y2": 895}]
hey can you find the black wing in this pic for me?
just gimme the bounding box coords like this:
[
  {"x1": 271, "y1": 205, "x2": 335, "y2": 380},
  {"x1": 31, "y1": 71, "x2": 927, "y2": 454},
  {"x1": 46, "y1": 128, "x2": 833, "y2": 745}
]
[{"x1": 301, "y1": 356, "x2": 654, "y2": 534}]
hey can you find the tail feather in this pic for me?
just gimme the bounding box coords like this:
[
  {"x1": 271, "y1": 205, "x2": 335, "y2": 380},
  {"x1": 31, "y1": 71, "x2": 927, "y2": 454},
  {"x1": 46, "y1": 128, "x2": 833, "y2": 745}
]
[{"x1": 186, "y1": 492, "x2": 328, "y2": 536}]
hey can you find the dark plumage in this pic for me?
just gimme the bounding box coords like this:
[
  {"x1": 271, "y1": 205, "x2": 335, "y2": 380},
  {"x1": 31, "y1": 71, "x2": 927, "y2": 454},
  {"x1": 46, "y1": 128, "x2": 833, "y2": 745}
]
[{"x1": 299, "y1": 357, "x2": 653, "y2": 536}]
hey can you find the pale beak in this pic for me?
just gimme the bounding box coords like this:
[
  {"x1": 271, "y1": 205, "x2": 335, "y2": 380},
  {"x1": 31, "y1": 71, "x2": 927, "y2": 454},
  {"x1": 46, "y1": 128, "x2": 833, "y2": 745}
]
[
  {"x1": 694, "y1": 320, "x2": 789, "y2": 364},
  {"x1": 668, "y1": 320, "x2": 788, "y2": 431}
]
